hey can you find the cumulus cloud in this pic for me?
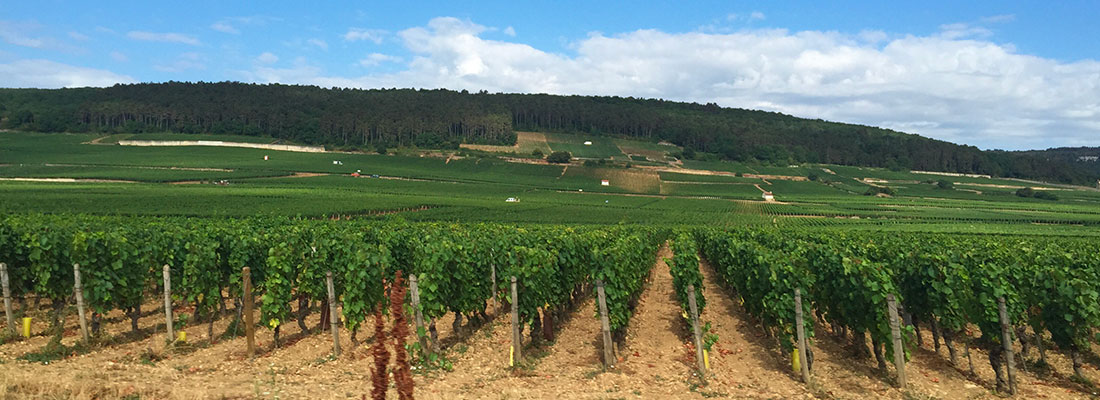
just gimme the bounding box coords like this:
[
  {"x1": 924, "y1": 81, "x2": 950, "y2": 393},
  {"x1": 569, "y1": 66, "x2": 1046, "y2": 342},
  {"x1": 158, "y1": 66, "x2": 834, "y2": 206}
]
[
  {"x1": 725, "y1": 12, "x2": 766, "y2": 22},
  {"x1": 246, "y1": 16, "x2": 1100, "y2": 150},
  {"x1": 256, "y1": 52, "x2": 279, "y2": 64},
  {"x1": 154, "y1": 52, "x2": 206, "y2": 72},
  {"x1": 0, "y1": 20, "x2": 82, "y2": 52},
  {"x1": 127, "y1": 31, "x2": 200, "y2": 45},
  {"x1": 211, "y1": 21, "x2": 239, "y2": 34},
  {"x1": 307, "y1": 38, "x2": 328, "y2": 50},
  {"x1": 343, "y1": 28, "x2": 386, "y2": 43},
  {"x1": 358, "y1": 53, "x2": 401, "y2": 67},
  {"x1": 0, "y1": 59, "x2": 134, "y2": 88},
  {"x1": 981, "y1": 14, "x2": 1016, "y2": 24},
  {"x1": 210, "y1": 16, "x2": 279, "y2": 34},
  {"x1": 503, "y1": 26, "x2": 516, "y2": 37}
]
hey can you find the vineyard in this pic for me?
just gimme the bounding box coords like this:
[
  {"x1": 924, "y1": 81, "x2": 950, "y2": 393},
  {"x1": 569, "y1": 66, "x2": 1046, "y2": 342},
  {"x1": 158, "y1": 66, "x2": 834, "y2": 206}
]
[{"x1": 0, "y1": 214, "x2": 1098, "y2": 398}]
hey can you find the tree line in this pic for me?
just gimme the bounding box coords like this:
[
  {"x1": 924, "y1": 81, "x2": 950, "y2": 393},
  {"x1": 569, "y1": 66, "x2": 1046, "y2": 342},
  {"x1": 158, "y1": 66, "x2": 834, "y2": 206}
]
[{"x1": 0, "y1": 81, "x2": 1094, "y2": 184}]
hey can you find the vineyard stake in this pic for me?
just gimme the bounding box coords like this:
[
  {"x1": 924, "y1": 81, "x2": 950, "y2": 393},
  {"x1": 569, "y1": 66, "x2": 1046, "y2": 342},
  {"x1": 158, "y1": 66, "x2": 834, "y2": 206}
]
[
  {"x1": 794, "y1": 288, "x2": 811, "y2": 384},
  {"x1": 998, "y1": 297, "x2": 1016, "y2": 395},
  {"x1": 687, "y1": 284, "x2": 706, "y2": 378},
  {"x1": 887, "y1": 294, "x2": 906, "y2": 388},
  {"x1": 510, "y1": 276, "x2": 522, "y2": 364},
  {"x1": 163, "y1": 264, "x2": 173, "y2": 342},
  {"x1": 243, "y1": 267, "x2": 255, "y2": 358},
  {"x1": 490, "y1": 262, "x2": 497, "y2": 305},
  {"x1": 1, "y1": 263, "x2": 14, "y2": 336},
  {"x1": 409, "y1": 274, "x2": 430, "y2": 357},
  {"x1": 73, "y1": 263, "x2": 90, "y2": 342},
  {"x1": 325, "y1": 270, "x2": 341, "y2": 357},
  {"x1": 596, "y1": 279, "x2": 615, "y2": 368}
]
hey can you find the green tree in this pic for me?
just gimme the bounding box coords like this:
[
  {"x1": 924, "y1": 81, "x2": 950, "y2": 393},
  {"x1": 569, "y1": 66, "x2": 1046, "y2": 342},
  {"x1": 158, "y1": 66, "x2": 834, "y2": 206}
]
[{"x1": 546, "y1": 151, "x2": 571, "y2": 164}]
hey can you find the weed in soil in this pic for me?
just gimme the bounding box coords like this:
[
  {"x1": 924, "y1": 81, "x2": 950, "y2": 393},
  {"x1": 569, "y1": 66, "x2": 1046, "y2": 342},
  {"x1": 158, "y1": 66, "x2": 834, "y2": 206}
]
[
  {"x1": 312, "y1": 354, "x2": 338, "y2": 366},
  {"x1": 139, "y1": 347, "x2": 165, "y2": 365},
  {"x1": 688, "y1": 381, "x2": 728, "y2": 398},
  {"x1": 18, "y1": 336, "x2": 91, "y2": 364}
]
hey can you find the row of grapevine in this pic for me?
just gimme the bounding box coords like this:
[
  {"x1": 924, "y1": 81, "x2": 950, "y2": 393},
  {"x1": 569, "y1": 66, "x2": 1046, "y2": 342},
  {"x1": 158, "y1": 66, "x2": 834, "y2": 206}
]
[
  {"x1": 0, "y1": 214, "x2": 666, "y2": 361},
  {"x1": 696, "y1": 228, "x2": 813, "y2": 353},
  {"x1": 666, "y1": 232, "x2": 704, "y2": 315},
  {"x1": 694, "y1": 226, "x2": 1100, "y2": 393}
]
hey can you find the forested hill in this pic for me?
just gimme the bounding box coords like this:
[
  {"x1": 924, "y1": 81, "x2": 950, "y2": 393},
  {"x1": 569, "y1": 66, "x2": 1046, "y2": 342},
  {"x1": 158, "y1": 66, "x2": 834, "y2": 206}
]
[
  {"x1": 1018, "y1": 147, "x2": 1100, "y2": 177},
  {"x1": 0, "y1": 82, "x2": 1094, "y2": 184}
]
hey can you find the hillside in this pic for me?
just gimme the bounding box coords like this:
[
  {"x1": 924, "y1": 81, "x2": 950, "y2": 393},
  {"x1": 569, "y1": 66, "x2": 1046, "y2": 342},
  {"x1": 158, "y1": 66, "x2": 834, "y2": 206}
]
[
  {"x1": 0, "y1": 82, "x2": 1094, "y2": 184},
  {"x1": 1018, "y1": 147, "x2": 1100, "y2": 177}
]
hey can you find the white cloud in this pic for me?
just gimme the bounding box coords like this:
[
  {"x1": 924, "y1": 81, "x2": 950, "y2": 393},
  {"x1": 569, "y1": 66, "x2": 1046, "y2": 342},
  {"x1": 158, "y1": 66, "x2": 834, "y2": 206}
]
[
  {"x1": 343, "y1": 28, "x2": 386, "y2": 43},
  {"x1": 154, "y1": 52, "x2": 206, "y2": 72},
  {"x1": 256, "y1": 52, "x2": 279, "y2": 64},
  {"x1": 980, "y1": 14, "x2": 1016, "y2": 24},
  {"x1": 68, "y1": 31, "x2": 90, "y2": 41},
  {"x1": 307, "y1": 38, "x2": 328, "y2": 50},
  {"x1": 211, "y1": 21, "x2": 239, "y2": 34},
  {"x1": 938, "y1": 23, "x2": 992, "y2": 39},
  {"x1": 109, "y1": 51, "x2": 128, "y2": 62},
  {"x1": 210, "y1": 16, "x2": 279, "y2": 35},
  {"x1": 725, "y1": 12, "x2": 765, "y2": 22},
  {"x1": 358, "y1": 53, "x2": 401, "y2": 67},
  {"x1": 503, "y1": 26, "x2": 516, "y2": 37},
  {"x1": 0, "y1": 21, "x2": 44, "y2": 48},
  {"x1": 245, "y1": 16, "x2": 1100, "y2": 150},
  {"x1": 127, "y1": 31, "x2": 200, "y2": 45},
  {"x1": 0, "y1": 21, "x2": 85, "y2": 53},
  {"x1": 0, "y1": 59, "x2": 134, "y2": 88}
]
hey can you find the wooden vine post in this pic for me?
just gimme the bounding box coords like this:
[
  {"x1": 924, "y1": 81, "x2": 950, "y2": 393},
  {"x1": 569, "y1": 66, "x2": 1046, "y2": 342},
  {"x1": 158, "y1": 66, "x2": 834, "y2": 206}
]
[
  {"x1": 998, "y1": 297, "x2": 1016, "y2": 395},
  {"x1": 73, "y1": 263, "x2": 90, "y2": 342},
  {"x1": 687, "y1": 284, "x2": 706, "y2": 377},
  {"x1": 887, "y1": 294, "x2": 906, "y2": 388},
  {"x1": 409, "y1": 274, "x2": 430, "y2": 357},
  {"x1": 510, "y1": 276, "x2": 522, "y2": 365},
  {"x1": 243, "y1": 267, "x2": 255, "y2": 358},
  {"x1": 596, "y1": 279, "x2": 615, "y2": 368},
  {"x1": 794, "y1": 288, "x2": 811, "y2": 384},
  {"x1": 162, "y1": 265, "x2": 173, "y2": 342},
  {"x1": 325, "y1": 271, "x2": 341, "y2": 357},
  {"x1": 490, "y1": 263, "x2": 497, "y2": 304},
  {"x1": 1, "y1": 263, "x2": 14, "y2": 336}
]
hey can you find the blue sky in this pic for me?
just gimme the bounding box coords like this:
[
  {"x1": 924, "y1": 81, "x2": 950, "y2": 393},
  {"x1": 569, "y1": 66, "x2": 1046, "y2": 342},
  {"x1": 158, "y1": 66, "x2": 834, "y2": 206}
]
[{"x1": 2, "y1": 1, "x2": 1099, "y2": 150}]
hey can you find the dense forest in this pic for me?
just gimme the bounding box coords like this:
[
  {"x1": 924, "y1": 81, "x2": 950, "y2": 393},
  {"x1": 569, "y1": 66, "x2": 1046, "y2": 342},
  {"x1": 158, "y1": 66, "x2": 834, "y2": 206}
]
[
  {"x1": 1019, "y1": 147, "x2": 1100, "y2": 178},
  {"x1": 0, "y1": 82, "x2": 1095, "y2": 184}
]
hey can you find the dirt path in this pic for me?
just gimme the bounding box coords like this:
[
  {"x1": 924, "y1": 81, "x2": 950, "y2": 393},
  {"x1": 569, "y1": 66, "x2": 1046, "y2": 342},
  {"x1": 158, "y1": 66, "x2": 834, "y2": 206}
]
[
  {"x1": 611, "y1": 243, "x2": 706, "y2": 397},
  {"x1": 696, "y1": 259, "x2": 813, "y2": 398},
  {"x1": 0, "y1": 177, "x2": 137, "y2": 183}
]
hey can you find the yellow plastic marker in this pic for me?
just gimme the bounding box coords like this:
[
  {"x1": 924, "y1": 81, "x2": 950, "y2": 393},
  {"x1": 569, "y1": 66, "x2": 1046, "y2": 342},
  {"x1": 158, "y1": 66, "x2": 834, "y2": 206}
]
[
  {"x1": 178, "y1": 331, "x2": 187, "y2": 343},
  {"x1": 791, "y1": 349, "x2": 800, "y2": 373},
  {"x1": 22, "y1": 317, "x2": 31, "y2": 338},
  {"x1": 703, "y1": 349, "x2": 710, "y2": 369},
  {"x1": 509, "y1": 345, "x2": 515, "y2": 367}
]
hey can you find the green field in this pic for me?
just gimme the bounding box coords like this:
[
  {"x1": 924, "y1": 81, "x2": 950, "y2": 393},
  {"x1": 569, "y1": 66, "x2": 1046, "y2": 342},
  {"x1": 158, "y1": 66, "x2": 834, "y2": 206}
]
[
  {"x1": 543, "y1": 132, "x2": 626, "y2": 159},
  {"x1": 3, "y1": 131, "x2": 1100, "y2": 234}
]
